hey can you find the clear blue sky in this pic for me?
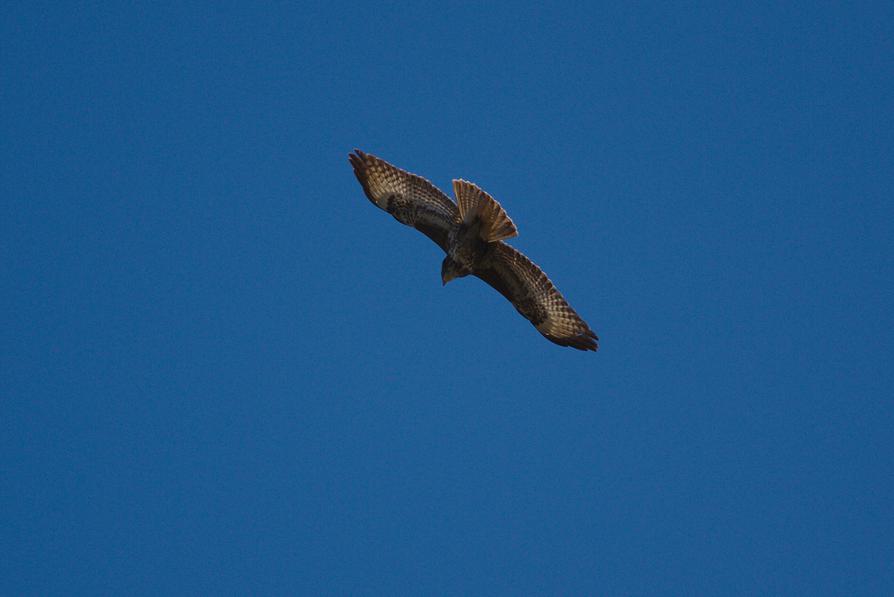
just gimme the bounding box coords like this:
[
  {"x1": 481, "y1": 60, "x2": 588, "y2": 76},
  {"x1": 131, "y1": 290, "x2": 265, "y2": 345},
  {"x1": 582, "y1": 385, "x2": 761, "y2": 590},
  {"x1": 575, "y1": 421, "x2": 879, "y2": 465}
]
[{"x1": 3, "y1": 3, "x2": 892, "y2": 594}]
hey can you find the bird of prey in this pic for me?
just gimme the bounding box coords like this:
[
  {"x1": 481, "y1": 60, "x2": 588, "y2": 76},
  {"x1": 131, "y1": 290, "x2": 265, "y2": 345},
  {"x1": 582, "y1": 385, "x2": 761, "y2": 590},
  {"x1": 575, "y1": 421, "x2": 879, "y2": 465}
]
[{"x1": 348, "y1": 149, "x2": 598, "y2": 351}]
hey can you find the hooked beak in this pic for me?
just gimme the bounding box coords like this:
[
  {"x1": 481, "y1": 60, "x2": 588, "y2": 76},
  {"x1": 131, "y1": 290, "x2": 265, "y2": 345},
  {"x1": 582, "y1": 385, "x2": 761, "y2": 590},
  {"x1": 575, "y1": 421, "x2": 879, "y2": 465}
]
[{"x1": 441, "y1": 271, "x2": 455, "y2": 286}]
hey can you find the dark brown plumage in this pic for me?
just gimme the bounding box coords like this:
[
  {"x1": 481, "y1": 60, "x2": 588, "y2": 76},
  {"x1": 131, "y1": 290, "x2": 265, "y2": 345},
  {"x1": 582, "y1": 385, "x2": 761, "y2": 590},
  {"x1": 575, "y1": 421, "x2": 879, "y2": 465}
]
[{"x1": 349, "y1": 149, "x2": 598, "y2": 351}]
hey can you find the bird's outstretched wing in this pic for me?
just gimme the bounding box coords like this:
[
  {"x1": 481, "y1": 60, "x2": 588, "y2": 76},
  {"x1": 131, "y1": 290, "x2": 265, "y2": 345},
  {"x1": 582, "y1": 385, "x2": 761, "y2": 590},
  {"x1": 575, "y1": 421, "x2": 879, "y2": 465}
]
[
  {"x1": 475, "y1": 243, "x2": 598, "y2": 351},
  {"x1": 349, "y1": 149, "x2": 458, "y2": 252}
]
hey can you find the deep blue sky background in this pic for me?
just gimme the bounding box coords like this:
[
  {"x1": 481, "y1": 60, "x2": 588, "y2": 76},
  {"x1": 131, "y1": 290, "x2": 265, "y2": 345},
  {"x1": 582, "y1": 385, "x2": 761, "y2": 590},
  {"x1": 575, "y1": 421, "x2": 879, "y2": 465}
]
[{"x1": 3, "y1": 3, "x2": 892, "y2": 594}]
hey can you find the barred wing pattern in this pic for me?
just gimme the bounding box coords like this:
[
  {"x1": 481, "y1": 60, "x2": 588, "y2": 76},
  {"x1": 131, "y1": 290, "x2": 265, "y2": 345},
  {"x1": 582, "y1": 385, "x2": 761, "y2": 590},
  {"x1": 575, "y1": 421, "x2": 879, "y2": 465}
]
[
  {"x1": 349, "y1": 149, "x2": 458, "y2": 252},
  {"x1": 475, "y1": 243, "x2": 598, "y2": 351}
]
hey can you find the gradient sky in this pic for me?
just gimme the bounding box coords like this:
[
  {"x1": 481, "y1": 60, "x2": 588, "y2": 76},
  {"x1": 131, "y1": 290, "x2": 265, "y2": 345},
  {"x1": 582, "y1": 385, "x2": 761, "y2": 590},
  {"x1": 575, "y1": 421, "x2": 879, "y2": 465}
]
[{"x1": 3, "y1": 3, "x2": 892, "y2": 595}]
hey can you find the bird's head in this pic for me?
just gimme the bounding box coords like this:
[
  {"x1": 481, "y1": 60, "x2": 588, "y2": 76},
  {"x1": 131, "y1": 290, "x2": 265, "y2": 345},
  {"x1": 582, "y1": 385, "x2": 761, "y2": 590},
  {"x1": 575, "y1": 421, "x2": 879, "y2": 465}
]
[{"x1": 441, "y1": 256, "x2": 468, "y2": 286}]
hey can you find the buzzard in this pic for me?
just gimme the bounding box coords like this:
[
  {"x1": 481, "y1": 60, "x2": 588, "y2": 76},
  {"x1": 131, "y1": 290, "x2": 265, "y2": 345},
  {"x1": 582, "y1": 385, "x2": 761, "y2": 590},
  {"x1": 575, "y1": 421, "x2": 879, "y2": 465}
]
[{"x1": 349, "y1": 149, "x2": 598, "y2": 351}]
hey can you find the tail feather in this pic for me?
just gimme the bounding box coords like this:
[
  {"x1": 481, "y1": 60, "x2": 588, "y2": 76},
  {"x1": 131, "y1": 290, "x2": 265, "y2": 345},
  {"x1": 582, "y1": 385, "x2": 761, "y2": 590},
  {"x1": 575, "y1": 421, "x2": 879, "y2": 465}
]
[{"x1": 452, "y1": 180, "x2": 518, "y2": 242}]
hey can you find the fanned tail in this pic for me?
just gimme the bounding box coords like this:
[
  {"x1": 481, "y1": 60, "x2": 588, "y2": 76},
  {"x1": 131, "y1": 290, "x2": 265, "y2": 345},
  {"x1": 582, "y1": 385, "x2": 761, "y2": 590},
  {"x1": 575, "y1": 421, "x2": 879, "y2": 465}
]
[{"x1": 452, "y1": 179, "x2": 518, "y2": 242}]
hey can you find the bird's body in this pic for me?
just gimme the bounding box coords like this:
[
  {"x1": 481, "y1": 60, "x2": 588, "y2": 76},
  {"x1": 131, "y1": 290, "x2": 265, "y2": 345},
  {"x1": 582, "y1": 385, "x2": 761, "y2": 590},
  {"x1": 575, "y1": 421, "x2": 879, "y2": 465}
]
[
  {"x1": 445, "y1": 220, "x2": 488, "y2": 278},
  {"x1": 349, "y1": 149, "x2": 598, "y2": 351}
]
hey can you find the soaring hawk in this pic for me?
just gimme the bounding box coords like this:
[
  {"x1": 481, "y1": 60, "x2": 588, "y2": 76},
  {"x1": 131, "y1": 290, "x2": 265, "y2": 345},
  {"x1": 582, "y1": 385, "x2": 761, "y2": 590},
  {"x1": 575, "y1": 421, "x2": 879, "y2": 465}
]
[{"x1": 349, "y1": 149, "x2": 598, "y2": 351}]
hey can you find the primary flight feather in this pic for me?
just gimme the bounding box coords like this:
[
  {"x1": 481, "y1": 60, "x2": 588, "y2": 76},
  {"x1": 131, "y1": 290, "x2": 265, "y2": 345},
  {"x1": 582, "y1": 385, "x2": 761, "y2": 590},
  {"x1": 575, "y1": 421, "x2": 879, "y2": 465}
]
[{"x1": 349, "y1": 149, "x2": 598, "y2": 351}]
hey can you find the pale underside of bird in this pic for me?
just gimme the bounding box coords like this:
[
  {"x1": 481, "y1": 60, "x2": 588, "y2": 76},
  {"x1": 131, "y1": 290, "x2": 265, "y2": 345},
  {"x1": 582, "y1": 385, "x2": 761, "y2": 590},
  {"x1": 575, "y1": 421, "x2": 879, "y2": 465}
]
[{"x1": 348, "y1": 149, "x2": 598, "y2": 351}]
